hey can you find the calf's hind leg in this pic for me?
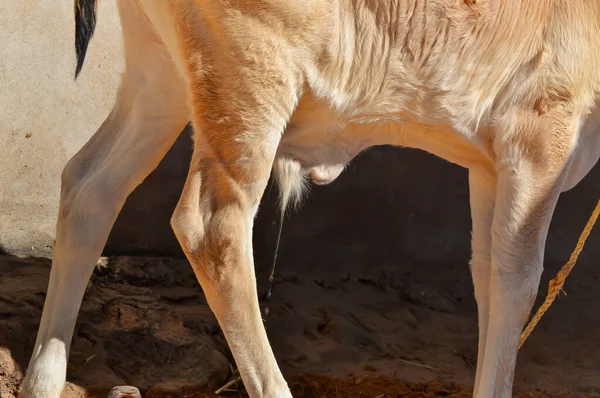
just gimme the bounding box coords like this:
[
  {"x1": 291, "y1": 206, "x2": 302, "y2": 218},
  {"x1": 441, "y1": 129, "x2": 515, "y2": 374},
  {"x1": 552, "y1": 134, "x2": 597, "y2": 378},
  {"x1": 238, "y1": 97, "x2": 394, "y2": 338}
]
[{"x1": 20, "y1": 3, "x2": 190, "y2": 397}]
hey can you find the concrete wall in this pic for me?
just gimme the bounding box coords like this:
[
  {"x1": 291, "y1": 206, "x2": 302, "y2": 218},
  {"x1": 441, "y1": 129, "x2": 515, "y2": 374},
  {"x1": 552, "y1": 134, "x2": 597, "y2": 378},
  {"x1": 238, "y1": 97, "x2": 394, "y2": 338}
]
[
  {"x1": 0, "y1": 2, "x2": 124, "y2": 256},
  {"x1": 2, "y1": 3, "x2": 599, "y2": 271}
]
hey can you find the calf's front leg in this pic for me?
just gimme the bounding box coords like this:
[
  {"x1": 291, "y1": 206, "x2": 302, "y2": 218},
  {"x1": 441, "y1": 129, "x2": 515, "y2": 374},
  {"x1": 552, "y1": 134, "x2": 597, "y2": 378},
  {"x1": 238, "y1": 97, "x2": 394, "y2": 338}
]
[{"x1": 476, "y1": 113, "x2": 578, "y2": 397}]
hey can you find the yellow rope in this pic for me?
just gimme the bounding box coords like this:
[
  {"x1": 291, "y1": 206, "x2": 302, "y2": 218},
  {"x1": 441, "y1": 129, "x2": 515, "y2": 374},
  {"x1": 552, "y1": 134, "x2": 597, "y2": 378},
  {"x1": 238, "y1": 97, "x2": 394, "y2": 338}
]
[{"x1": 519, "y1": 199, "x2": 600, "y2": 349}]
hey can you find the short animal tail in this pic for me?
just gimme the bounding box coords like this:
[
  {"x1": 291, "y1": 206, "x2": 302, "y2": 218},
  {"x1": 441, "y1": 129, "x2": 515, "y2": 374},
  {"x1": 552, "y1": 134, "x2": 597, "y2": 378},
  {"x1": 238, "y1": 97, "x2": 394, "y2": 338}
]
[
  {"x1": 273, "y1": 157, "x2": 309, "y2": 214},
  {"x1": 264, "y1": 157, "x2": 308, "y2": 310},
  {"x1": 74, "y1": 0, "x2": 98, "y2": 79}
]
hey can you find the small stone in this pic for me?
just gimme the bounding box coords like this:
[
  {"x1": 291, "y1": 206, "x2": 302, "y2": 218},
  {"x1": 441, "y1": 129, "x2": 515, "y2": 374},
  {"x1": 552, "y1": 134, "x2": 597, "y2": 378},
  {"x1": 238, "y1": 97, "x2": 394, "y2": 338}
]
[
  {"x1": 354, "y1": 376, "x2": 365, "y2": 385},
  {"x1": 107, "y1": 386, "x2": 141, "y2": 398}
]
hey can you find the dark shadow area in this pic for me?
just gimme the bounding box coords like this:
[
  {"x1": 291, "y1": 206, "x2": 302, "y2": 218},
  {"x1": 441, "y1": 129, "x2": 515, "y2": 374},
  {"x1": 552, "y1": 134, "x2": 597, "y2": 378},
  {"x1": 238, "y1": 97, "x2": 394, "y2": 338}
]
[
  {"x1": 254, "y1": 145, "x2": 600, "y2": 274},
  {"x1": 102, "y1": 134, "x2": 600, "y2": 271}
]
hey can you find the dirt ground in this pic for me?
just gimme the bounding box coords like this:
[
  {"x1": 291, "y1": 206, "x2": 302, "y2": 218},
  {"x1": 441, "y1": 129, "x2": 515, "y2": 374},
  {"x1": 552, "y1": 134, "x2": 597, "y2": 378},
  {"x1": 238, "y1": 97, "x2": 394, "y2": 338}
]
[{"x1": 1, "y1": 244, "x2": 600, "y2": 398}]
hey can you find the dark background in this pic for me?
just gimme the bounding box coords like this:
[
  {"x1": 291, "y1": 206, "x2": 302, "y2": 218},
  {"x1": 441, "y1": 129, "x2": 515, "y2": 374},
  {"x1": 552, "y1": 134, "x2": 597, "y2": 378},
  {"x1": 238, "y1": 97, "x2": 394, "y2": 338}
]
[{"x1": 106, "y1": 124, "x2": 600, "y2": 274}]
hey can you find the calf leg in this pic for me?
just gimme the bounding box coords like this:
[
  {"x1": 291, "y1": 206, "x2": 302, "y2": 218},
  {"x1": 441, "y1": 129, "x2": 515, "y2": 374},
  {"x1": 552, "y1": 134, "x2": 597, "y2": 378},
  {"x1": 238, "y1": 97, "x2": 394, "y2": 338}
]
[
  {"x1": 20, "y1": 3, "x2": 190, "y2": 397},
  {"x1": 475, "y1": 116, "x2": 576, "y2": 397},
  {"x1": 170, "y1": 26, "x2": 301, "y2": 398},
  {"x1": 468, "y1": 170, "x2": 496, "y2": 396}
]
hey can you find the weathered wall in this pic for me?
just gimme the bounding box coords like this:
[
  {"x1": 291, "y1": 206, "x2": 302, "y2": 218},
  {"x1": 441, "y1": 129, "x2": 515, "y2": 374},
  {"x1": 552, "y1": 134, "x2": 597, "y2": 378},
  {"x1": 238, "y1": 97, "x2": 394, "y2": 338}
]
[
  {"x1": 1, "y1": 3, "x2": 599, "y2": 272},
  {"x1": 0, "y1": 1, "x2": 124, "y2": 256}
]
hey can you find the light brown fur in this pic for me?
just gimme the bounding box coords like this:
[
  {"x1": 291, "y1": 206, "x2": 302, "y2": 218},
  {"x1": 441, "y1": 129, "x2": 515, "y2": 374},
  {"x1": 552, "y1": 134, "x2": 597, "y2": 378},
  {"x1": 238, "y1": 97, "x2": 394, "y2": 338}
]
[{"x1": 21, "y1": 1, "x2": 600, "y2": 397}]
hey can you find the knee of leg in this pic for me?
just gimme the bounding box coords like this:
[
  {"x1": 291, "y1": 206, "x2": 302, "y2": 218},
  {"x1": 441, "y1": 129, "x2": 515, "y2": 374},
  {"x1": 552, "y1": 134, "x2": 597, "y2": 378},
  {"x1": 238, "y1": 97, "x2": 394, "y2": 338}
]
[
  {"x1": 59, "y1": 151, "x2": 103, "y2": 208},
  {"x1": 492, "y1": 251, "x2": 543, "y2": 308},
  {"x1": 171, "y1": 200, "x2": 251, "y2": 284},
  {"x1": 60, "y1": 183, "x2": 119, "y2": 227},
  {"x1": 59, "y1": 163, "x2": 121, "y2": 224},
  {"x1": 60, "y1": 156, "x2": 85, "y2": 199},
  {"x1": 170, "y1": 204, "x2": 206, "y2": 253}
]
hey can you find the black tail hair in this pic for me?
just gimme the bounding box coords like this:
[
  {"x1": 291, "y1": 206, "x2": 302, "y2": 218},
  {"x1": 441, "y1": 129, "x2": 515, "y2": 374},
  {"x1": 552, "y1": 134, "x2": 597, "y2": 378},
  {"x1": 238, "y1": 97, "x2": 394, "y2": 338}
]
[{"x1": 74, "y1": 0, "x2": 98, "y2": 79}]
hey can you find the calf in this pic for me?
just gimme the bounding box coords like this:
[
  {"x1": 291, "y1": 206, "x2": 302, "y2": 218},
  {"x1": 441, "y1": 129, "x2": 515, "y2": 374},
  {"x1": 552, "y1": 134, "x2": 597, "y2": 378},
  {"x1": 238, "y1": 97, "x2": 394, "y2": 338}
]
[{"x1": 21, "y1": 0, "x2": 600, "y2": 397}]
